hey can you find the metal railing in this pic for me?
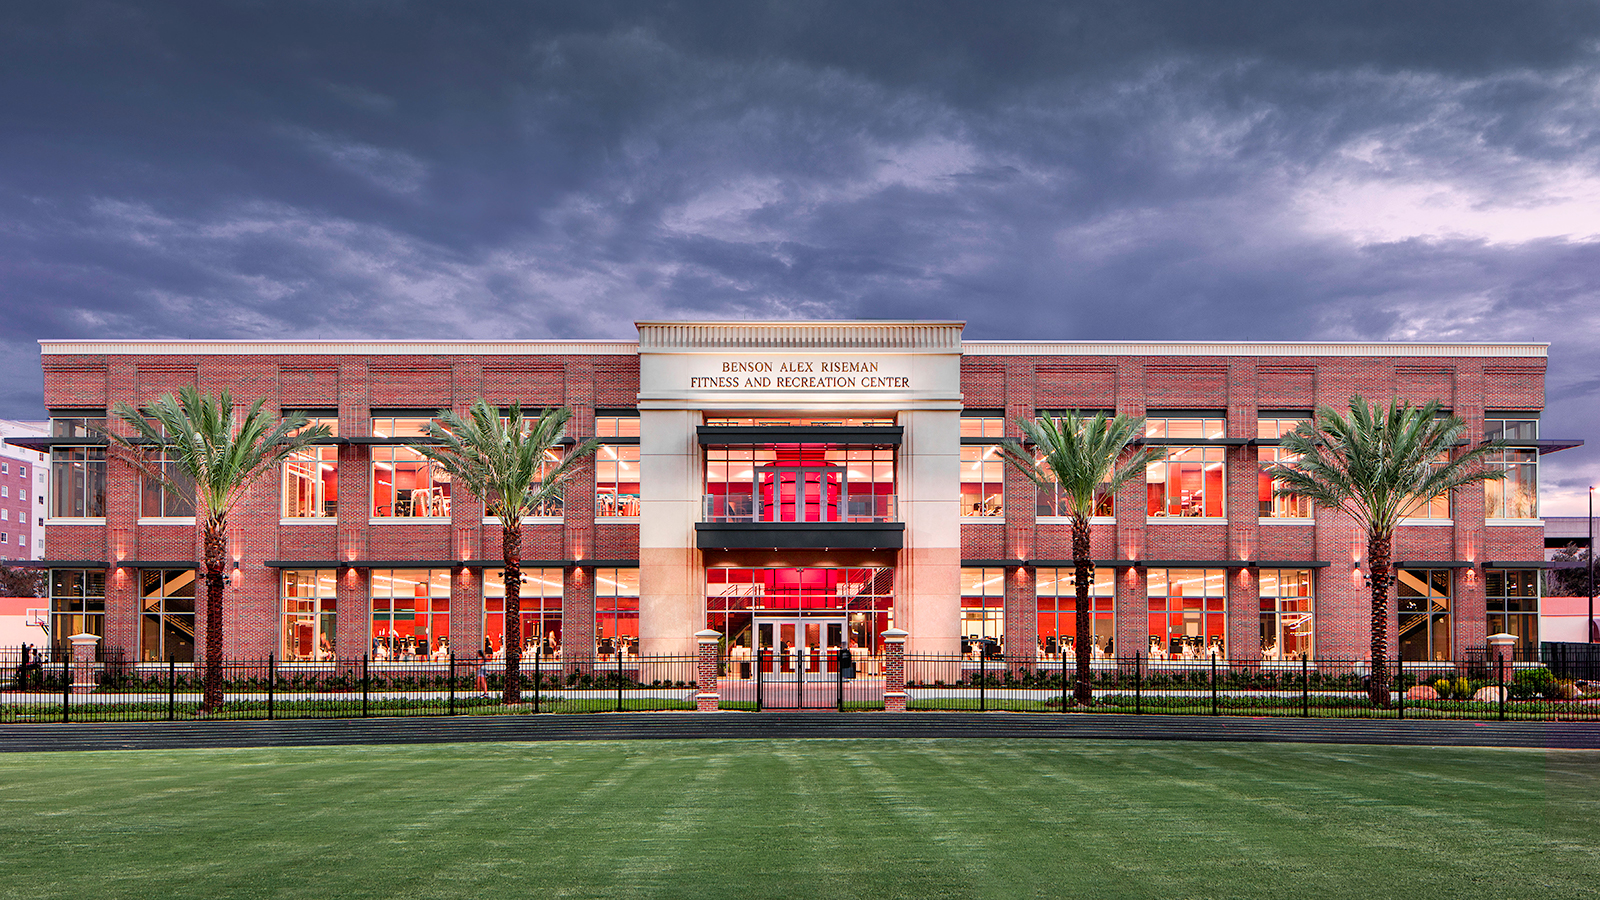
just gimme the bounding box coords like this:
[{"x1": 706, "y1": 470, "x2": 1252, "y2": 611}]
[
  {"x1": 702, "y1": 492, "x2": 897, "y2": 524},
  {"x1": 900, "y1": 652, "x2": 1600, "y2": 719},
  {"x1": 0, "y1": 650, "x2": 698, "y2": 723}
]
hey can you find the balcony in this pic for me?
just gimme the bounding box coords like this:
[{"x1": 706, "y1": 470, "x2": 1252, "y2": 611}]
[{"x1": 697, "y1": 491, "x2": 903, "y2": 550}]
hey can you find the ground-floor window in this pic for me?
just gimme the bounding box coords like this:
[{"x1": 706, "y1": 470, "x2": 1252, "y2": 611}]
[
  {"x1": 1258, "y1": 569, "x2": 1313, "y2": 660},
  {"x1": 485, "y1": 567, "x2": 563, "y2": 658},
  {"x1": 370, "y1": 569, "x2": 450, "y2": 660},
  {"x1": 959, "y1": 567, "x2": 1005, "y2": 657},
  {"x1": 1485, "y1": 568, "x2": 1538, "y2": 656},
  {"x1": 1035, "y1": 567, "x2": 1113, "y2": 658},
  {"x1": 1147, "y1": 568, "x2": 1227, "y2": 658},
  {"x1": 595, "y1": 567, "x2": 639, "y2": 657},
  {"x1": 50, "y1": 568, "x2": 105, "y2": 656},
  {"x1": 706, "y1": 566, "x2": 894, "y2": 656},
  {"x1": 140, "y1": 569, "x2": 195, "y2": 663},
  {"x1": 282, "y1": 569, "x2": 337, "y2": 661},
  {"x1": 1398, "y1": 568, "x2": 1451, "y2": 661}
]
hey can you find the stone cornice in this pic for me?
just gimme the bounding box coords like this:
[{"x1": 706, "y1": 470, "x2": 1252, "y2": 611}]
[
  {"x1": 635, "y1": 321, "x2": 965, "y2": 352},
  {"x1": 961, "y1": 341, "x2": 1548, "y2": 358}
]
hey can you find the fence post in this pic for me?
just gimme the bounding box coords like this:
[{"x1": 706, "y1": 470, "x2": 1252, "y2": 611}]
[
  {"x1": 1061, "y1": 651, "x2": 1069, "y2": 713},
  {"x1": 1301, "y1": 654, "x2": 1309, "y2": 718},
  {"x1": 836, "y1": 646, "x2": 844, "y2": 712},
  {"x1": 978, "y1": 649, "x2": 986, "y2": 712},
  {"x1": 695, "y1": 630, "x2": 722, "y2": 712},
  {"x1": 167, "y1": 655, "x2": 176, "y2": 721},
  {"x1": 362, "y1": 653, "x2": 370, "y2": 718},
  {"x1": 532, "y1": 643, "x2": 541, "y2": 715},
  {"x1": 1135, "y1": 652, "x2": 1143, "y2": 715},
  {"x1": 1396, "y1": 657, "x2": 1404, "y2": 720},
  {"x1": 882, "y1": 629, "x2": 909, "y2": 712},
  {"x1": 61, "y1": 654, "x2": 70, "y2": 724},
  {"x1": 448, "y1": 651, "x2": 456, "y2": 716},
  {"x1": 1498, "y1": 653, "x2": 1506, "y2": 722},
  {"x1": 616, "y1": 647, "x2": 624, "y2": 713},
  {"x1": 1210, "y1": 654, "x2": 1219, "y2": 716},
  {"x1": 266, "y1": 653, "x2": 275, "y2": 721}
]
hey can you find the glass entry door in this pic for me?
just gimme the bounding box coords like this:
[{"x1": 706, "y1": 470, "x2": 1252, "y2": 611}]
[{"x1": 756, "y1": 617, "x2": 844, "y2": 680}]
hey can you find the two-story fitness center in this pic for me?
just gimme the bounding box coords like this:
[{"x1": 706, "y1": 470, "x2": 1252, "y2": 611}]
[{"x1": 18, "y1": 320, "x2": 1583, "y2": 667}]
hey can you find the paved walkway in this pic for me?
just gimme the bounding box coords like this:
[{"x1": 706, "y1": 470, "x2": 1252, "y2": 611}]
[{"x1": 3, "y1": 712, "x2": 1599, "y2": 752}]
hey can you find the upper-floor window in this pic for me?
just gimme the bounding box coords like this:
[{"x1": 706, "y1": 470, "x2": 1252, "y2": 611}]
[
  {"x1": 704, "y1": 444, "x2": 895, "y2": 523},
  {"x1": 1035, "y1": 466, "x2": 1113, "y2": 518},
  {"x1": 283, "y1": 417, "x2": 339, "y2": 519},
  {"x1": 140, "y1": 449, "x2": 197, "y2": 518},
  {"x1": 596, "y1": 414, "x2": 640, "y2": 438},
  {"x1": 596, "y1": 444, "x2": 639, "y2": 517},
  {"x1": 1146, "y1": 417, "x2": 1227, "y2": 519},
  {"x1": 1484, "y1": 417, "x2": 1538, "y2": 519},
  {"x1": 49, "y1": 414, "x2": 106, "y2": 519},
  {"x1": 595, "y1": 413, "x2": 640, "y2": 518},
  {"x1": 370, "y1": 416, "x2": 450, "y2": 519},
  {"x1": 1399, "y1": 454, "x2": 1451, "y2": 520},
  {"x1": 1258, "y1": 417, "x2": 1311, "y2": 519},
  {"x1": 961, "y1": 414, "x2": 1006, "y2": 518}
]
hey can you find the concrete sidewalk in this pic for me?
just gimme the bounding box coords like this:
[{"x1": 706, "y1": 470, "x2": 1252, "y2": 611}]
[{"x1": 3, "y1": 711, "x2": 1599, "y2": 752}]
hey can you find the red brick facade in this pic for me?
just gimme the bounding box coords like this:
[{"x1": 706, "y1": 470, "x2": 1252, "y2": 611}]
[{"x1": 35, "y1": 338, "x2": 1549, "y2": 665}]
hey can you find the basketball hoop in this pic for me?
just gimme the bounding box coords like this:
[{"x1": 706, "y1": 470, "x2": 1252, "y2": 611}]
[{"x1": 24, "y1": 608, "x2": 47, "y2": 630}]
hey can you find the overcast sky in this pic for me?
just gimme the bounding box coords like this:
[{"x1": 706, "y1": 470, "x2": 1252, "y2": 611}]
[{"x1": 3, "y1": 2, "x2": 1598, "y2": 512}]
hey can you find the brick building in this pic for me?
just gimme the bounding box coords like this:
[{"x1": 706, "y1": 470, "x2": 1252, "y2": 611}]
[
  {"x1": 0, "y1": 419, "x2": 48, "y2": 562},
  {"x1": 13, "y1": 321, "x2": 1572, "y2": 667}
]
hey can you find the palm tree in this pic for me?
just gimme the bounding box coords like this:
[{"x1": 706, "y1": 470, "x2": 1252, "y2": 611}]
[
  {"x1": 412, "y1": 400, "x2": 598, "y2": 704},
  {"x1": 112, "y1": 388, "x2": 331, "y2": 713},
  {"x1": 1003, "y1": 412, "x2": 1159, "y2": 706},
  {"x1": 1268, "y1": 396, "x2": 1505, "y2": 706}
]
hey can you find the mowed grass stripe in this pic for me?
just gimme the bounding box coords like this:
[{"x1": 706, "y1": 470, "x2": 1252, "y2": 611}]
[{"x1": 0, "y1": 740, "x2": 1595, "y2": 900}]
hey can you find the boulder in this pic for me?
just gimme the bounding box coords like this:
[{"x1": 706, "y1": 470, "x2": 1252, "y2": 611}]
[
  {"x1": 1405, "y1": 685, "x2": 1438, "y2": 700},
  {"x1": 1472, "y1": 686, "x2": 1507, "y2": 703}
]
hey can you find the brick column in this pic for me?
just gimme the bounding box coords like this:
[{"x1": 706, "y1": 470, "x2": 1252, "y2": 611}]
[
  {"x1": 695, "y1": 629, "x2": 720, "y2": 712},
  {"x1": 882, "y1": 628, "x2": 909, "y2": 711},
  {"x1": 70, "y1": 632, "x2": 100, "y2": 693}
]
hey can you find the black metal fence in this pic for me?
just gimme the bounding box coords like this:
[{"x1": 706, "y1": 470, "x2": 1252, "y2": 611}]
[
  {"x1": 1, "y1": 650, "x2": 698, "y2": 723},
  {"x1": 6, "y1": 645, "x2": 1598, "y2": 723},
  {"x1": 901, "y1": 652, "x2": 1600, "y2": 719}
]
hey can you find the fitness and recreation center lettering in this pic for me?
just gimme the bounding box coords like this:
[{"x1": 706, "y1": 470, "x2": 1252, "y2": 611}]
[{"x1": 690, "y1": 359, "x2": 911, "y2": 390}]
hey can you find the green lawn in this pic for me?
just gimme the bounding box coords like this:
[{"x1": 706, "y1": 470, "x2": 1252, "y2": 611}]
[{"x1": 2, "y1": 739, "x2": 1596, "y2": 899}]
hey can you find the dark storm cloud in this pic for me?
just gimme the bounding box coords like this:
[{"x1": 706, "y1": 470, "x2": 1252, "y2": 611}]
[{"x1": 3, "y1": 1, "x2": 1599, "y2": 506}]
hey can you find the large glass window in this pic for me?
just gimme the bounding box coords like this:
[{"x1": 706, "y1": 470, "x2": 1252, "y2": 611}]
[
  {"x1": 961, "y1": 444, "x2": 1004, "y2": 517},
  {"x1": 50, "y1": 446, "x2": 106, "y2": 518},
  {"x1": 596, "y1": 414, "x2": 640, "y2": 438},
  {"x1": 595, "y1": 444, "x2": 640, "y2": 517},
  {"x1": 1485, "y1": 568, "x2": 1538, "y2": 656},
  {"x1": 960, "y1": 567, "x2": 1005, "y2": 656},
  {"x1": 1398, "y1": 568, "x2": 1452, "y2": 661},
  {"x1": 140, "y1": 569, "x2": 196, "y2": 662},
  {"x1": 282, "y1": 569, "x2": 338, "y2": 661},
  {"x1": 139, "y1": 450, "x2": 197, "y2": 518},
  {"x1": 1146, "y1": 417, "x2": 1226, "y2": 519},
  {"x1": 1258, "y1": 569, "x2": 1313, "y2": 660},
  {"x1": 1035, "y1": 462, "x2": 1113, "y2": 518},
  {"x1": 484, "y1": 567, "x2": 563, "y2": 657},
  {"x1": 369, "y1": 569, "x2": 450, "y2": 659},
  {"x1": 283, "y1": 417, "x2": 339, "y2": 518},
  {"x1": 49, "y1": 568, "x2": 105, "y2": 655},
  {"x1": 1484, "y1": 417, "x2": 1538, "y2": 519},
  {"x1": 704, "y1": 444, "x2": 895, "y2": 522},
  {"x1": 1146, "y1": 568, "x2": 1227, "y2": 658},
  {"x1": 1258, "y1": 418, "x2": 1311, "y2": 519},
  {"x1": 705, "y1": 566, "x2": 894, "y2": 656},
  {"x1": 595, "y1": 567, "x2": 639, "y2": 658},
  {"x1": 370, "y1": 417, "x2": 451, "y2": 519},
  {"x1": 1036, "y1": 567, "x2": 1114, "y2": 659}
]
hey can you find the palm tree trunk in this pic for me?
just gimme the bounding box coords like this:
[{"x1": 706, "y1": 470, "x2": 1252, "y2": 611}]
[
  {"x1": 1367, "y1": 532, "x2": 1393, "y2": 707},
  {"x1": 201, "y1": 517, "x2": 226, "y2": 714},
  {"x1": 503, "y1": 524, "x2": 522, "y2": 704},
  {"x1": 1071, "y1": 514, "x2": 1094, "y2": 706}
]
